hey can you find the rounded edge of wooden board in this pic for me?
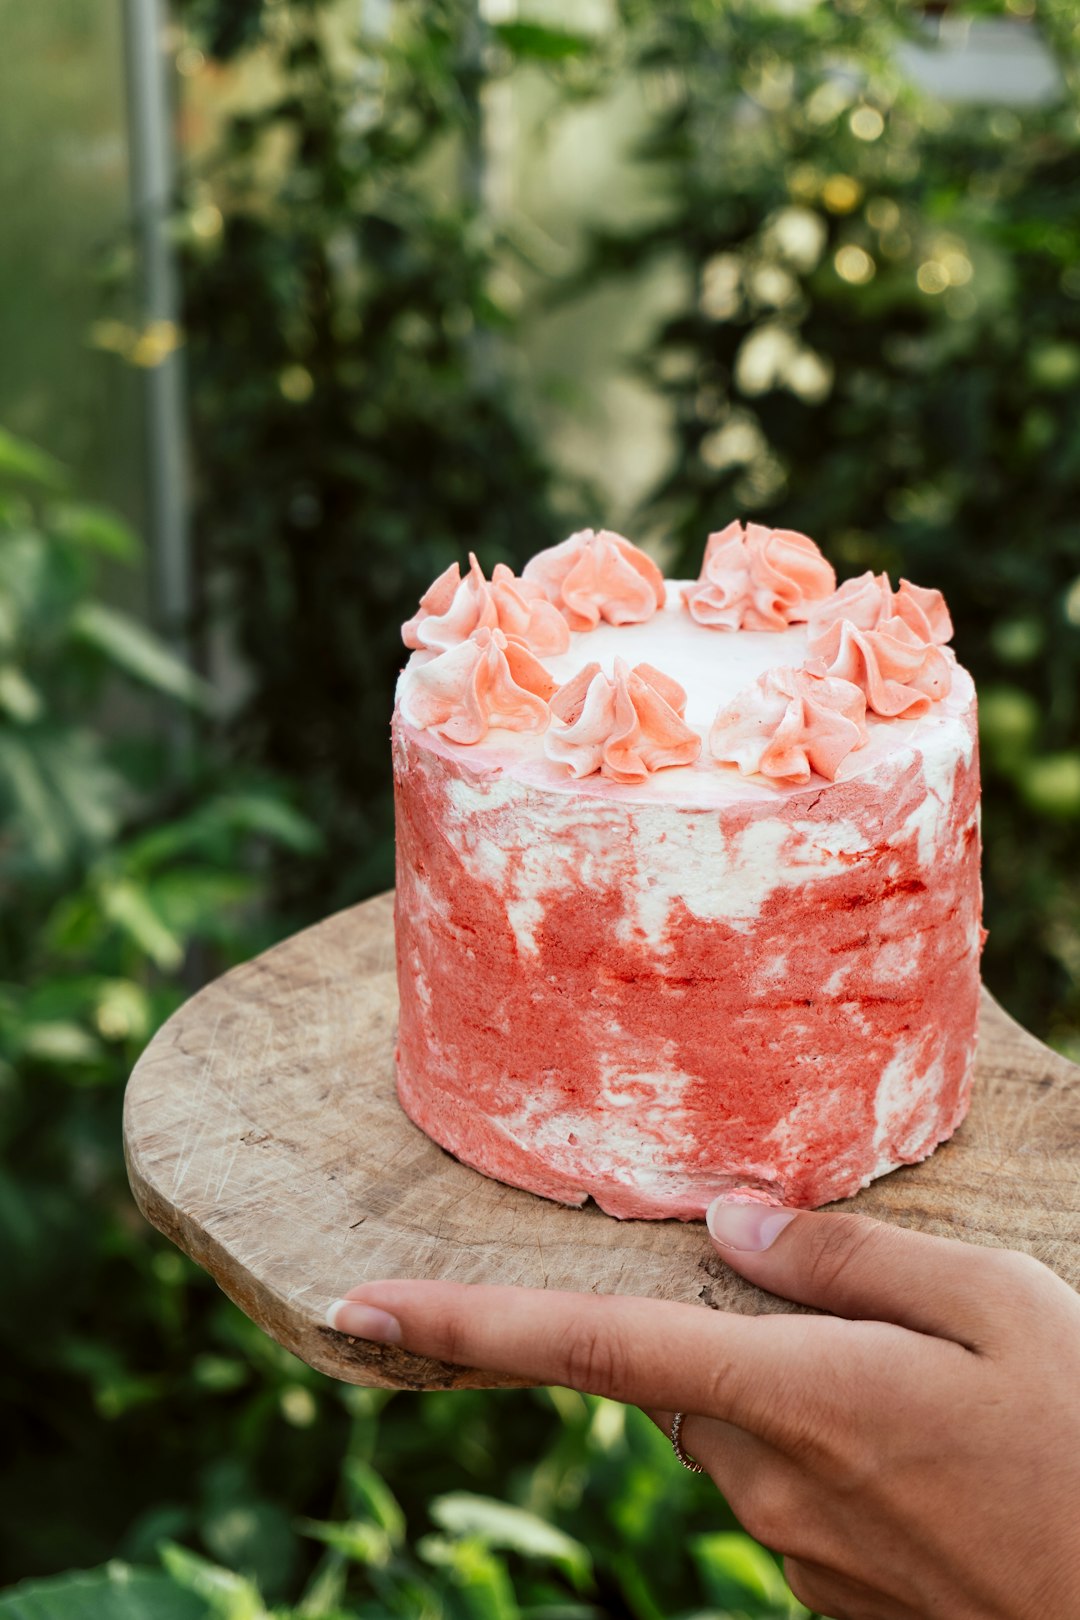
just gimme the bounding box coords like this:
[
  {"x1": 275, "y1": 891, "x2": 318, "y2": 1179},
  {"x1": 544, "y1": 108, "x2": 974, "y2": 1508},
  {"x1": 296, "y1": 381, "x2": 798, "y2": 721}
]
[{"x1": 122, "y1": 896, "x2": 525, "y2": 1392}]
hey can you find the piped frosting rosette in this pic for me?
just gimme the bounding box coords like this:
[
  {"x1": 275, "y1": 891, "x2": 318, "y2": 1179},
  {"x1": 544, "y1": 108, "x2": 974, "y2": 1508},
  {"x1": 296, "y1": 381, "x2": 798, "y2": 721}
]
[
  {"x1": 403, "y1": 553, "x2": 570, "y2": 656},
  {"x1": 399, "y1": 627, "x2": 556, "y2": 745},
  {"x1": 544, "y1": 658, "x2": 702, "y2": 785},
  {"x1": 805, "y1": 571, "x2": 954, "y2": 719},
  {"x1": 710, "y1": 667, "x2": 869, "y2": 787},
  {"x1": 523, "y1": 529, "x2": 665, "y2": 632},
  {"x1": 683, "y1": 520, "x2": 836, "y2": 631}
]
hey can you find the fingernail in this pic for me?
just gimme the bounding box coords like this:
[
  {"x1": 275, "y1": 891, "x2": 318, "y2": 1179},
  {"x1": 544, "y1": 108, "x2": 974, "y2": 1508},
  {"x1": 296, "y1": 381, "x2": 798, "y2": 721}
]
[
  {"x1": 706, "y1": 1196, "x2": 797, "y2": 1252},
  {"x1": 325, "y1": 1298, "x2": 403, "y2": 1343}
]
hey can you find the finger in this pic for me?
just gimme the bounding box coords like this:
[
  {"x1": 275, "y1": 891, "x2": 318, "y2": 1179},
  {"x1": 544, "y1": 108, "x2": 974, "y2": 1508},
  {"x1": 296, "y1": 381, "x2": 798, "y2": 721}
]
[
  {"x1": 645, "y1": 1405, "x2": 745, "y2": 1474},
  {"x1": 705, "y1": 1198, "x2": 1008, "y2": 1348},
  {"x1": 328, "y1": 1279, "x2": 821, "y2": 1440},
  {"x1": 647, "y1": 1405, "x2": 771, "y2": 1484},
  {"x1": 648, "y1": 1406, "x2": 839, "y2": 1568}
]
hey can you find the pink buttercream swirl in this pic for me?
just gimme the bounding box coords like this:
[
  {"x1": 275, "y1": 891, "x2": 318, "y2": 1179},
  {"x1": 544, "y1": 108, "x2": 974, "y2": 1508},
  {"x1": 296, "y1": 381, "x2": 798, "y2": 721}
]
[
  {"x1": 399, "y1": 628, "x2": 556, "y2": 745},
  {"x1": 805, "y1": 572, "x2": 954, "y2": 718},
  {"x1": 682, "y1": 520, "x2": 836, "y2": 631},
  {"x1": 522, "y1": 529, "x2": 665, "y2": 632},
  {"x1": 545, "y1": 658, "x2": 702, "y2": 785},
  {"x1": 711, "y1": 667, "x2": 868, "y2": 787},
  {"x1": 402, "y1": 553, "x2": 570, "y2": 656}
]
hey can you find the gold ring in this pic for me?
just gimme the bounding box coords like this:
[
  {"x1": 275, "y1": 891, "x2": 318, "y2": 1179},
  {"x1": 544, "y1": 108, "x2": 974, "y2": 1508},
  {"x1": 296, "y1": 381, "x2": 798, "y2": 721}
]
[{"x1": 670, "y1": 1410, "x2": 706, "y2": 1474}]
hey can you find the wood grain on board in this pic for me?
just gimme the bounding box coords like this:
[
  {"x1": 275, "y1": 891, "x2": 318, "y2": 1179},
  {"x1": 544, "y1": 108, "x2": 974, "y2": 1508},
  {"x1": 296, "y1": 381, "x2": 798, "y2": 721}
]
[{"x1": 124, "y1": 891, "x2": 1080, "y2": 1392}]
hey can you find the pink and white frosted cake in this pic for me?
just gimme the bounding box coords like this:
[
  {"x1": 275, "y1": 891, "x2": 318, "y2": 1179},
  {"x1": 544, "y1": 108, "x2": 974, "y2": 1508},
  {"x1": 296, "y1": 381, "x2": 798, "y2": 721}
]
[{"x1": 392, "y1": 524, "x2": 983, "y2": 1220}]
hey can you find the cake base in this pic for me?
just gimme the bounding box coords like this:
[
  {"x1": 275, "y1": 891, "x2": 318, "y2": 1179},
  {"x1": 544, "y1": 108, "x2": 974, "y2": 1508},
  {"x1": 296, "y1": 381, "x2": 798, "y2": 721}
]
[
  {"x1": 124, "y1": 893, "x2": 1080, "y2": 1392},
  {"x1": 395, "y1": 1057, "x2": 972, "y2": 1221}
]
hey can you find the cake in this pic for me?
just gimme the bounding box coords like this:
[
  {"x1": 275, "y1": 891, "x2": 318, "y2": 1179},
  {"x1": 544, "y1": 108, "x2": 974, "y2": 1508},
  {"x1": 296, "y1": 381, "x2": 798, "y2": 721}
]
[{"x1": 392, "y1": 524, "x2": 983, "y2": 1219}]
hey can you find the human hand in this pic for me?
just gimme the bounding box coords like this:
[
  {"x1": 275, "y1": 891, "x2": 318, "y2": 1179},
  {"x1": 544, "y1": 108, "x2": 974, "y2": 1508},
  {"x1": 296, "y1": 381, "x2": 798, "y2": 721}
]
[{"x1": 327, "y1": 1202, "x2": 1080, "y2": 1620}]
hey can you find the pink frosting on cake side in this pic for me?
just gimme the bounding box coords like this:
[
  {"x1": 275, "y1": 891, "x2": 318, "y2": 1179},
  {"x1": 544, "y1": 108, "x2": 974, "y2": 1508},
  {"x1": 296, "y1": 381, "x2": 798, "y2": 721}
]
[
  {"x1": 522, "y1": 529, "x2": 665, "y2": 632},
  {"x1": 683, "y1": 521, "x2": 836, "y2": 631}
]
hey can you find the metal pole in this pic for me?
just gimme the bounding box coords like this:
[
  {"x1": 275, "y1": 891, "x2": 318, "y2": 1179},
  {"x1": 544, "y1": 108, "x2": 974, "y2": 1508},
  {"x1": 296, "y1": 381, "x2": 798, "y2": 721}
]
[
  {"x1": 461, "y1": 0, "x2": 497, "y2": 393},
  {"x1": 121, "y1": 0, "x2": 193, "y2": 713}
]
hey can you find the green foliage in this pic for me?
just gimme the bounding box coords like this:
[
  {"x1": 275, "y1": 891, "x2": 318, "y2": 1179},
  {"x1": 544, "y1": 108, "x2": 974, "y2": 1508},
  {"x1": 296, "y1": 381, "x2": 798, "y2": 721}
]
[
  {"x1": 0, "y1": 1563, "x2": 211, "y2": 1620},
  {"x1": 692, "y1": 1534, "x2": 808, "y2": 1618},
  {"x1": 2, "y1": 1406, "x2": 811, "y2": 1619},
  {"x1": 0, "y1": 431, "x2": 330, "y2": 1583},
  {"x1": 178, "y1": 0, "x2": 580, "y2": 917}
]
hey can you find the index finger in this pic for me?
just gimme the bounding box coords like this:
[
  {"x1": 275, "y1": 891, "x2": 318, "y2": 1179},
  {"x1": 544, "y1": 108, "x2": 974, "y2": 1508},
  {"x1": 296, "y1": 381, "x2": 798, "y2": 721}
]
[{"x1": 327, "y1": 1279, "x2": 822, "y2": 1441}]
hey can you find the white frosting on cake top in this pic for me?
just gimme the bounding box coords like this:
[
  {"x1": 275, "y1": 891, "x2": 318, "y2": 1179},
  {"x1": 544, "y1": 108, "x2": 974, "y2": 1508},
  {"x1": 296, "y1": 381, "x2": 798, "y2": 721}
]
[
  {"x1": 541, "y1": 585, "x2": 809, "y2": 730},
  {"x1": 396, "y1": 580, "x2": 976, "y2": 808}
]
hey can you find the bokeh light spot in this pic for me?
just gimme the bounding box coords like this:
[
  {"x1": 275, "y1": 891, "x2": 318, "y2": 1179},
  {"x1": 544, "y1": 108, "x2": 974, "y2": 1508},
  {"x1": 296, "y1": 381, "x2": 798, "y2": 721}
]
[
  {"x1": 279, "y1": 365, "x2": 315, "y2": 402},
  {"x1": 850, "y1": 106, "x2": 885, "y2": 141},
  {"x1": 176, "y1": 45, "x2": 206, "y2": 77},
  {"x1": 916, "y1": 261, "x2": 949, "y2": 295},
  {"x1": 700, "y1": 254, "x2": 742, "y2": 321},
  {"x1": 940, "y1": 250, "x2": 973, "y2": 286},
  {"x1": 190, "y1": 204, "x2": 223, "y2": 240},
  {"x1": 131, "y1": 320, "x2": 184, "y2": 367},
  {"x1": 822, "y1": 174, "x2": 863, "y2": 213},
  {"x1": 866, "y1": 197, "x2": 900, "y2": 231},
  {"x1": 763, "y1": 206, "x2": 827, "y2": 271},
  {"x1": 835, "y1": 244, "x2": 875, "y2": 284}
]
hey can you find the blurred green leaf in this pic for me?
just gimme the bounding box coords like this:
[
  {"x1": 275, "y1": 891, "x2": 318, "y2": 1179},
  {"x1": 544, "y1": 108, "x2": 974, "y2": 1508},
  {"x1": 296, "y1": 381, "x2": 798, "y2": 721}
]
[
  {"x1": 294, "y1": 1553, "x2": 347, "y2": 1620},
  {"x1": 192, "y1": 1354, "x2": 250, "y2": 1394},
  {"x1": 93, "y1": 978, "x2": 153, "y2": 1043},
  {"x1": 97, "y1": 877, "x2": 185, "y2": 970},
  {"x1": 691, "y1": 1533, "x2": 803, "y2": 1615},
  {"x1": 0, "y1": 1563, "x2": 210, "y2": 1620},
  {"x1": 18, "y1": 1019, "x2": 103, "y2": 1067},
  {"x1": 70, "y1": 603, "x2": 214, "y2": 710},
  {"x1": 0, "y1": 732, "x2": 70, "y2": 870},
  {"x1": 212, "y1": 793, "x2": 322, "y2": 855},
  {"x1": 341, "y1": 1457, "x2": 406, "y2": 1548},
  {"x1": 0, "y1": 427, "x2": 66, "y2": 491},
  {"x1": 201, "y1": 1500, "x2": 298, "y2": 1600},
  {"x1": 51, "y1": 502, "x2": 140, "y2": 560},
  {"x1": 430, "y1": 1495, "x2": 592, "y2": 1593},
  {"x1": 518, "y1": 1608, "x2": 602, "y2": 1620},
  {"x1": 150, "y1": 868, "x2": 258, "y2": 935},
  {"x1": 298, "y1": 1518, "x2": 394, "y2": 1569},
  {"x1": 35, "y1": 728, "x2": 125, "y2": 851},
  {"x1": 0, "y1": 665, "x2": 44, "y2": 723},
  {"x1": 159, "y1": 1545, "x2": 269, "y2": 1620},
  {"x1": 492, "y1": 23, "x2": 595, "y2": 61},
  {"x1": 417, "y1": 1535, "x2": 520, "y2": 1620}
]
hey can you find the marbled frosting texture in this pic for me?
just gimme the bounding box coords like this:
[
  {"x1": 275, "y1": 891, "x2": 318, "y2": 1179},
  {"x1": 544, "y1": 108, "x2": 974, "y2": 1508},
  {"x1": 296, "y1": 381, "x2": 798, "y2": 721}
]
[{"x1": 392, "y1": 549, "x2": 983, "y2": 1220}]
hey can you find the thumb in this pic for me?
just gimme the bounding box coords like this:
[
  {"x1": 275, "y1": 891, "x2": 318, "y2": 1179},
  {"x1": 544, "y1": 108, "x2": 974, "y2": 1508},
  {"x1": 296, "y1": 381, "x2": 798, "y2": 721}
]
[{"x1": 706, "y1": 1195, "x2": 1006, "y2": 1348}]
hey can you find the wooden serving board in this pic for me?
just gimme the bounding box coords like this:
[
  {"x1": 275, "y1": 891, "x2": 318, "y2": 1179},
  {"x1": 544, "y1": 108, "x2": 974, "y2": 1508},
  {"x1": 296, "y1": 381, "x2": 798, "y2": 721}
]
[{"x1": 124, "y1": 891, "x2": 1080, "y2": 1392}]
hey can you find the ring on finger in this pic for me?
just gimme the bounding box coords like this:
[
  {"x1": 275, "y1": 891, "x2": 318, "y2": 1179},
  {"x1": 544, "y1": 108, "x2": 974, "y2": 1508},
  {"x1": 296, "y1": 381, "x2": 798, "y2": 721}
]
[{"x1": 670, "y1": 1410, "x2": 706, "y2": 1474}]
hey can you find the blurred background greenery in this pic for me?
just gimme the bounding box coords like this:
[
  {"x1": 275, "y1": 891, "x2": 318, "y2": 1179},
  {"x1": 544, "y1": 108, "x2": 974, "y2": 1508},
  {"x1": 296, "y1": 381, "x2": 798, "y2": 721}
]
[{"x1": 2, "y1": 1, "x2": 1079, "y2": 1616}]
